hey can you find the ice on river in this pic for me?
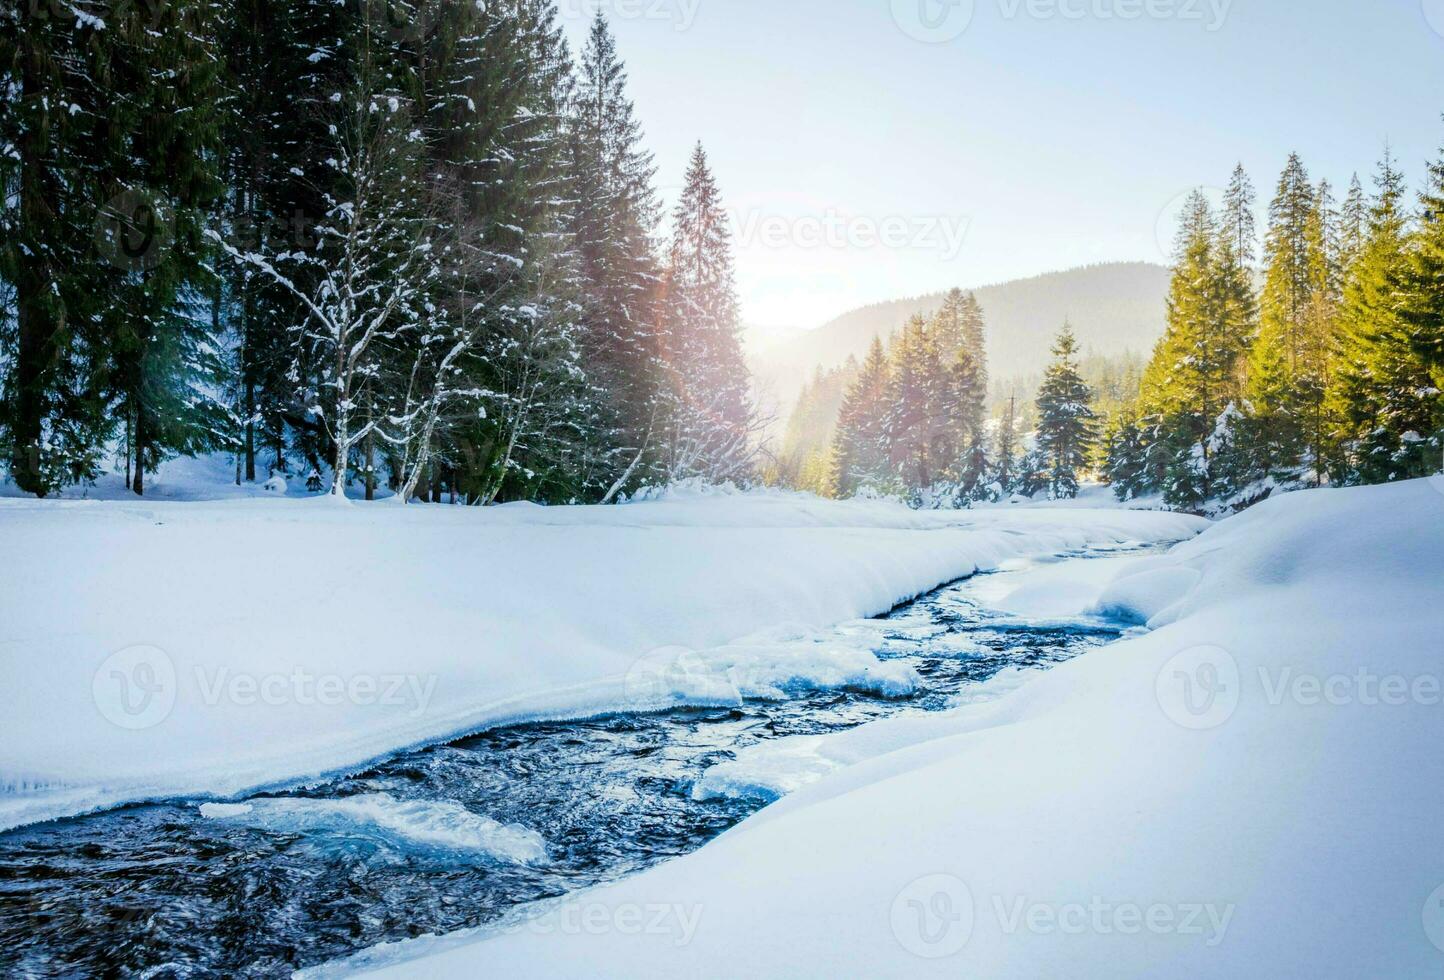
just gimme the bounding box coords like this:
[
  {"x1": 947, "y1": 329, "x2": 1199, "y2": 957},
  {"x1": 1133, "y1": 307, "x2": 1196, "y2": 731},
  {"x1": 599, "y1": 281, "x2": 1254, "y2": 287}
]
[{"x1": 198, "y1": 793, "x2": 548, "y2": 865}]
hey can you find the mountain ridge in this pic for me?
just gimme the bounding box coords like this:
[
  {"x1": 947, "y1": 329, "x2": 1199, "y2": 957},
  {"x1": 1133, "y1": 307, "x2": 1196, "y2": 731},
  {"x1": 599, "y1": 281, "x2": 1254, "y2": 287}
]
[{"x1": 751, "y1": 261, "x2": 1171, "y2": 413}]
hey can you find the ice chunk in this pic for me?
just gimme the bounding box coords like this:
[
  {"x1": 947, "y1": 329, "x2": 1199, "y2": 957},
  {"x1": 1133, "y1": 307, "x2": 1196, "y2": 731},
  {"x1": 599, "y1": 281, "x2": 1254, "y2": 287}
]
[{"x1": 199, "y1": 793, "x2": 547, "y2": 865}]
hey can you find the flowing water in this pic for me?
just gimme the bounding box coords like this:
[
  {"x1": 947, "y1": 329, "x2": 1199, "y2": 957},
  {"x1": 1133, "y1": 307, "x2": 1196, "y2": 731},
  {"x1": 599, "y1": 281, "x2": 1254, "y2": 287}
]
[{"x1": 0, "y1": 548, "x2": 1147, "y2": 979}]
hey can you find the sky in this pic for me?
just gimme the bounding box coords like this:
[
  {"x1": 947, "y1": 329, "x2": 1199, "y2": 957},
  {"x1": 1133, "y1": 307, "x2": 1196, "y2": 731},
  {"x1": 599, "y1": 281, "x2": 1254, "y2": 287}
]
[{"x1": 558, "y1": 0, "x2": 1444, "y2": 337}]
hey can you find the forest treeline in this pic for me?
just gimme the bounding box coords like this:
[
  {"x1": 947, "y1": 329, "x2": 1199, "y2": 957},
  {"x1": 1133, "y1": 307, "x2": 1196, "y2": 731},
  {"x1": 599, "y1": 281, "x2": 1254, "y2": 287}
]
[
  {"x1": 775, "y1": 146, "x2": 1444, "y2": 514},
  {"x1": 0, "y1": 2, "x2": 755, "y2": 501},
  {"x1": 774, "y1": 289, "x2": 1099, "y2": 505},
  {"x1": 1106, "y1": 154, "x2": 1444, "y2": 511}
]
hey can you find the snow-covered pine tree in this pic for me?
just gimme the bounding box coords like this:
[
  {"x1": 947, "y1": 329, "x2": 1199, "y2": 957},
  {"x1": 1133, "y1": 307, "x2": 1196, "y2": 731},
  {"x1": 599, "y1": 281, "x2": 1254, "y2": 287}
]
[
  {"x1": 1331, "y1": 152, "x2": 1438, "y2": 483},
  {"x1": 390, "y1": 0, "x2": 598, "y2": 505},
  {"x1": 571, "y1": 13, "x2": 666, "y2": 501},
  {"x1": 0, "y1": 0, "x2": 116, "y2": 493},
  {"x1": 930, "y1": 288, "x2": 988, "y2": 385},
  {"x1": 1337, "y1": 174, "x2": 1368, "y2": 273},
  {"x1": 952, "y1": 341, "x2": 989, "y2": 498},
  {"x1": 992, "y1": 393, "x2": 1020, "y2": 498},
  {"x1": 1125, "y1": 175, "x2": 1258, "y2": 511},
  {"x1": 1104, "y1": 407, "x2": 1148, "y2": 501},
  {"x1": 99, "y1": 0, "x2": 229, "y2": 494},
  {"x1": 1034, "y1": 321, "x2": 1096, "y2": 499},
  {"x1": 657, "y1": 143, "x2": 756, "y2": 484},
  {"x1": 884, "y1": 315, "x2": 948, "y2": 492},
  {"x1": 1398, "y1": 129, "x2": 1444, "y2": 430},
  {"x1": 1246, "y1": 153, "x2": 1332, "y2": 487},
  {"x1": 831, "y1": 336, "x2": 892, "y2": 496}
]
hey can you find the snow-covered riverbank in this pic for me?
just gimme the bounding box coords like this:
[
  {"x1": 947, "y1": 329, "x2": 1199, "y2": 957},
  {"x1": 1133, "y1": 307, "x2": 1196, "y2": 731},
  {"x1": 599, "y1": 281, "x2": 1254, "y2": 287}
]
[
  {"x1": 329, "y1": 477, "x2": 1444, "y2": 979},
  {"x1": 0, "y1": 487, "x2": 1204, "y2": 831}
]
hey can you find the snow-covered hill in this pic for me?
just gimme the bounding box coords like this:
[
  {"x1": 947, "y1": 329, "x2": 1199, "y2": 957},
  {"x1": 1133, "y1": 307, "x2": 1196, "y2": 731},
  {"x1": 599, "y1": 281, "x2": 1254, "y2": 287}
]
[
  {"x1": 0, "y1": 486, "x2": 1203, "y2": 831},
  {"x1": 328, "y1": 478, "x2": 1444, "y2": 979}
]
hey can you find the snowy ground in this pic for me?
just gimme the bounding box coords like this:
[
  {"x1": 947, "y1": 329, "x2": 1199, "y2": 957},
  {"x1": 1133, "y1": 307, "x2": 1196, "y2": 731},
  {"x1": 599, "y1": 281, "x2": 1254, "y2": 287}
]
[
  {"x1": 314, "y1": 477, "x2": 1444, "y2": 979},
  {"x1": 0, "y1": 474, "x2": 1203, "y2": 831}
]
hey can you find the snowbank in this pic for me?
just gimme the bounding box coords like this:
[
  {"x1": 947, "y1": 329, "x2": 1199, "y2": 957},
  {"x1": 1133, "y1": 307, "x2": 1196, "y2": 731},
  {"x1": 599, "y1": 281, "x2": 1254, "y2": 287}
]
[
  {"x1": 333, "y1": 478, "x2": 1444, "y2": 979},
  {"x1": 0, "y1": 486, "x2": 1203, "y2": 830}
]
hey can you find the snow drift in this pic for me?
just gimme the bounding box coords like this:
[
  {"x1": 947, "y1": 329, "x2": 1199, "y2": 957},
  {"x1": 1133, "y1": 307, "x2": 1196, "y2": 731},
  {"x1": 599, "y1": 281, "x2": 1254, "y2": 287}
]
[
  {"x1": 0, "y1": 485, "x2": 1203, "y2": 830},
  {"x1": 330, "y1": 477, "x2": 1444, "y2": 979}
]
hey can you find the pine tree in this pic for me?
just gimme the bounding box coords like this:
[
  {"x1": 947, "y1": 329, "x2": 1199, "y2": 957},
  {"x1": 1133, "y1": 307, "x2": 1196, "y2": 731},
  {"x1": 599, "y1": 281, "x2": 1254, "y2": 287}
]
[
  {"x1": 953, "y1": 341, "x2": 990, "y2": 497},
  {"x1": 1332, "y1": 152, "x2": 1438, "y2": 483},
  {"x1": 1338, "y1": 174, "x2": 1368, "y2": 272},
  {"x1": 0, "y1": 0, "x2": 115, "y2": 493},
  {"x1": 1246, "y1": 153, "x2": 1333, "y2": 486},
  {"x1": 99, "y1": 0, "x2": 228, "y2": 494},
  {"x1": 658, "y1": 143, "x2": 754, "y2": 483},
  {"x1": 1035, "y1": 322, "x2": 1096, "y2": 498},
  {"x1": 1138, "y1": 189, "x2": 1254, "y2": 508},
  {"x1": 1104, "y1": 407, "x2": 1149, "y2": 501},
  {"x1": 832, "y1": 336, "x2": 892, "y2": 496},
  {"x1": 1400, "y1": 127, "x2": 1444, "y2": 407},
  {"x1": 993, "y1": 393, "x2": 1020, "y2": 497},
  {"x1": 571, "y1": 13, "x2": 665, "y2": 501},
  {"x1": 1221, "y1": 163, "x2": 1258, "y2": 267},
  {"x1": 885, "y1": 315, "x2": 951, "y2": 491}
]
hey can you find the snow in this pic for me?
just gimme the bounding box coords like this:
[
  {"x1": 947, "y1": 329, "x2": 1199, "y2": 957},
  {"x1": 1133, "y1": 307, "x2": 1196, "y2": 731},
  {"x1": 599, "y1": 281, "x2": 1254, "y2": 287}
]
[
  {"x1": 323, "y1": 477, "x2": 1444, "y2": 979},
  {"x1": 198, "y1": 794, "x2": 548, "y2": 865},
  {"x1": 0, "y1": 479, "x2": 1204, "y2": 831}
]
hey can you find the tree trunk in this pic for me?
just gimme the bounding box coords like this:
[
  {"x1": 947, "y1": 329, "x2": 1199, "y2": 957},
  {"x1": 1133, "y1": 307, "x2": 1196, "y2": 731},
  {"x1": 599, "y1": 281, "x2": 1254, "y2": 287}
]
[
  {"x1": 132, "y1": 405, "x2": 146, "y2": 496},
  {"x1": 244, "y1": 382, "x2": 256, "y2": 482},
  {"x1": 10, "y1": 50, "x2": 54, "y2": 498},
  {"x1": 331, "y1": 415, "x2": 348, "y2": 498},
  {"x1": 364, "y1": 428, "x2": 376, "y2": 501}
]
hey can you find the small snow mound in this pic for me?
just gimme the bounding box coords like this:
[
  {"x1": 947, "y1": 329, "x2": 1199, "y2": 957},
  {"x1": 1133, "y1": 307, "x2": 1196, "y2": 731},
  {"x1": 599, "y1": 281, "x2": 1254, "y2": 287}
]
[
  {"x1": 1092, "y1": 564, "x2": 1201, "y2": 626},
  {"x1": 199, "y1": 793, "x2": 547, "y2": 865},
  {"x1": 198, "y1": 802, "x2": 253, "y2": 818},
  {"x1": 692, "y1": 737, "x2": 835, "y2": 803},
  {"x1": 261, "y1": 475, "x2": 287, "y2": 494}
]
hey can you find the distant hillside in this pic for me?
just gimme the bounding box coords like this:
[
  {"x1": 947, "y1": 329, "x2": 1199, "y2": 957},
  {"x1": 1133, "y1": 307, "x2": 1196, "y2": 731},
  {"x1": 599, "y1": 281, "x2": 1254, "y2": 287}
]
[{"x1": 751, "y1": 262, "x2": 1170, "y2": 414}]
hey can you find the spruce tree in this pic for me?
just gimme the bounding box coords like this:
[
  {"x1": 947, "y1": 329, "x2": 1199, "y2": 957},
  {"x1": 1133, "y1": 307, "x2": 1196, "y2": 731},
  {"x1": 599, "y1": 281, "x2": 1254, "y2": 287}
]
[
  {"x1": 0, "y1": 0, "x2": 114, "y2": 493},
  {"x1": 1035, "y1": 322, "x2": 1097, "y2": 499},
  {"x1": 1333, "y1": 153, "x2": 1438, "y2": 483},
  {"x1": 658, "y1": 143, "x2": 754, "y2": 483},
  {"x1": 1105, "y1": 407, "x2": 1149, "y2": 501},
  {"x1": 832, "y1": 336, "x2": 892, "y2": 496},
  {"x1": 571, "y1": 13, "x2": 665, "y2": 500},
  {"x1": 884, "y1": 316, "x2": 952, "y2": 492},
  {"x1": 993, "y1": 393, "x2": 1020, "y2": 497},
  {"x1": 99, "y1": 0, "x2": 228, "y2": 494},
  {"x1": 1246, "y1": 153, "x2": 1333, "y2": 486},
  {"x1": 1400, "y1": 128, "x2": 1444, "y2": 405}
]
